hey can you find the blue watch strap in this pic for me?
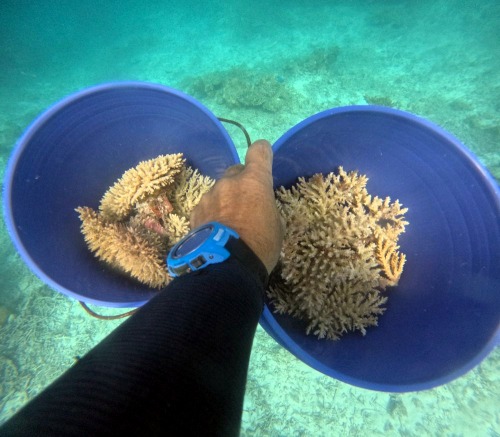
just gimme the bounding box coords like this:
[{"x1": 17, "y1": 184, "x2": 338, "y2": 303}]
[{"x1": 167, "y1": 222, "x2": 268, "y2": 286}]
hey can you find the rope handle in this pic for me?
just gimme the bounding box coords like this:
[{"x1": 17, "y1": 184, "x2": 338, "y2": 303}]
[
  {"x1": 218, "y1": 117, "x2": 252, "y2": 148},
  {"x1": 79, "y1": 301, "x2": 138, "y2": 320}
]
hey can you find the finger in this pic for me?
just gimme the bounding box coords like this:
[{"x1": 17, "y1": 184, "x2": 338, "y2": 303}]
[
  {"x1": 223, "y1": 163, "x2": 245, "y2": 178},
  {"x1": 244, "y1": 139, "x2": 273, "y2": 174}
]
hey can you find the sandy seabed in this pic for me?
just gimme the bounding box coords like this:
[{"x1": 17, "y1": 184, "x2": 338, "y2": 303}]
[{"x1": 1, "y1": 1, "x2": 498, "y2": 435}]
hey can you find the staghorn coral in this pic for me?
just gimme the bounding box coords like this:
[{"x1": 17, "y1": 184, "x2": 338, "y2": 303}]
[
  {"x1": 268, "y1": 167, "x2": 408, "y2": 340},
  {"x1": 75, "y1": 207, "x2": 171, "y2": 288},
  {"x1": 76, "y1": 154, "x2": 214, "y2": 288},
  {"x1": 376, "y1": 238, "x2": 406, "y2": 287},
  {"x1": 99, "y1": 153, "x2": 185, "y2": 221}
]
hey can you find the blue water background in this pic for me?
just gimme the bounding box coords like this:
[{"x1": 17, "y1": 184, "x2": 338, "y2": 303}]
[{"x1": 0, "y1": 1, "x2": 498, "y2": 435}]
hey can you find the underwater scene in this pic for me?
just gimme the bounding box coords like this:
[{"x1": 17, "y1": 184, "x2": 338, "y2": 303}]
[{"x1": 0, "y1": 0, "x2": 499, "y2": 435}]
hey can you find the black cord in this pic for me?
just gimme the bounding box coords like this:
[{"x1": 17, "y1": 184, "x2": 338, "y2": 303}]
[
  {"x1": 79, "y1": 301, "x2": 138, "y2": 320},
  {"x1": 218, "y1": 117, "x2": 252, "y2": 148}
]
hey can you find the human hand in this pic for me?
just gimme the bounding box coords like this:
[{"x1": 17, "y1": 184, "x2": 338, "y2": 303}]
[{"x1": 190, "y1": 139, "x2": 284, "y2": 274}]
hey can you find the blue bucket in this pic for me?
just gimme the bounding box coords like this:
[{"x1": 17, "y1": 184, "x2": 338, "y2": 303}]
[
  {"x1": 261, "y1": 106, "x2": 500, "y2": 392},
  {"x1": 3, "y1": 82, "x2": 238, "y2": 308}
]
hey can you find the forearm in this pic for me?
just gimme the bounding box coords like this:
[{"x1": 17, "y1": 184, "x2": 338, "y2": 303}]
[{"x1": 1, "y1": 259, "x2": 263, "y2": 436}]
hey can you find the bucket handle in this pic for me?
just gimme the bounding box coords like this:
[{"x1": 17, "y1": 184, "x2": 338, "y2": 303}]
[
  {"x1": 79, "y1": 117, "x2": 251, "y2": 320},
  {"x1": 218, "y1": 117, "x2": 252, "y2": 148},
  {"x1": 79, "y1": 301, "x2": 138, "y2": 320}
]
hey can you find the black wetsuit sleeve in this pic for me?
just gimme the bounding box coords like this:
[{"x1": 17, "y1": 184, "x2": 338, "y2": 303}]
[{"x1": 0, "y1": 258, "x2": 264, "y2": 437}]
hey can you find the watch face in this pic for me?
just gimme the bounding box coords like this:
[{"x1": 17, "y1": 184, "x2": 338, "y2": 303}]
[{"x1": 171, "y1": 224, "x2": 214, "y2": 259}]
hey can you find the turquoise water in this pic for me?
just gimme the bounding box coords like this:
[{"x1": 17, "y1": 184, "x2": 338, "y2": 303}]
[{"x1": 1, "y1": 0, "x2": 499, "y2": 435}]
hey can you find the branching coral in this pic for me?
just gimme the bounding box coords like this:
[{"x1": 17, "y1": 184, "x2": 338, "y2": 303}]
[
  {"x1": 76, "y1": 154, "x2": 214, "y2": 288},
  {"x1": 376, "y1": 238, "x2": 406, "y2": 287},
  {"x1": 268, "y1": 167, "x2": 408, "y2": 340},
  {"x1": 99, "y1": 153, "x2": 185, "y2": 221}
]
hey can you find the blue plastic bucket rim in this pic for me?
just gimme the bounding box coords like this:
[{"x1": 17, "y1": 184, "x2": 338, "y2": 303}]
[
  {"x1": 260, "y1": 104, "x2": 500, "y2": 392},
  {"x1": 3, "y1": 81, "x2": 238, "y2": 308},
  {"x1": 272, "y1": 104, "x2": 500, "y2": 195}
]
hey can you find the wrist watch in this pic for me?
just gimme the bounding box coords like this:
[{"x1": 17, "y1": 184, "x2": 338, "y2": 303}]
[{"x1": 166, "y1": 221, "x2": 268, "y2": 286}]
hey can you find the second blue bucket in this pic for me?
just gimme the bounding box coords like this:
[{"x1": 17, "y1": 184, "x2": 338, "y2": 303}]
[
  {"x1": 261, "y1": 106, "x2": 500, "y2": 392},
  {"x1": 3, "y1": 82, "x2": 239, "y2": 308}
]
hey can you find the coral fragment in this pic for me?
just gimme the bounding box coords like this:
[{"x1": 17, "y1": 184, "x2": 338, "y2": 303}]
[
  {"x1": 76, "y1": 153, "x2": 214, "y2": 288},
  {"x1": 268, "y1": 167, "x2": 409, "y2": 340}
]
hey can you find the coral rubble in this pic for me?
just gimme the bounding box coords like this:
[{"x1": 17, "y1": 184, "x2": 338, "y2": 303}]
[
  {"x1": 76, "y1": 154, "x2": 214, "y2": 288},
  {"x1": 268, "y1": 167, "x2": 409, "y2": 340},
  {"x1": 185, "y1": 67, "x2": 298, "y2": 112}
]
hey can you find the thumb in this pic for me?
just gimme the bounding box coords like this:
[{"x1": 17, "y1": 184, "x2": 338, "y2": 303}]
[{"x1": 244, "y1": 139, "x2": 273, "y2": 175}]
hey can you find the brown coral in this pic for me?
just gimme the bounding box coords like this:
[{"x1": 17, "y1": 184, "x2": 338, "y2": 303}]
[
  {"x1": 376, "y1": 237, "x2": 406, "y2": 287},
  {"x1": 99, "y1": 153, "x2": 185, "y2": 221},
  {"x1": 268, "y1": 167, "x2": 409, "y2": 340},
  {"x1": 76, "y1": 207, "x2": 170, "y2": 288},
  {"x1": 76, "y1": 153, "x2": 214, "y2": 288}
]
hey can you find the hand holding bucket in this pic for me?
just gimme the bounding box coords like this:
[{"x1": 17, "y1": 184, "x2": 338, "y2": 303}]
[{"x1": 4, "y1": 83, "x2": 499, "y2": 392}]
